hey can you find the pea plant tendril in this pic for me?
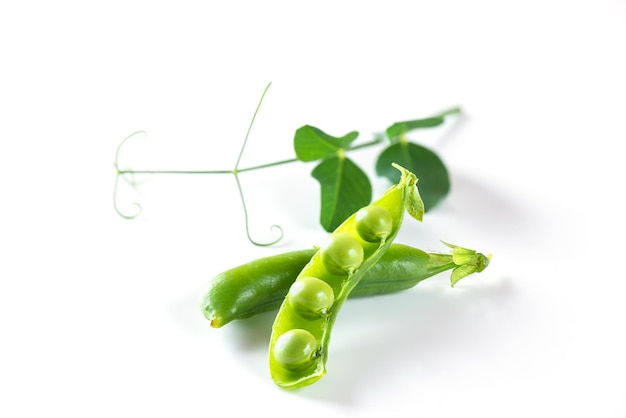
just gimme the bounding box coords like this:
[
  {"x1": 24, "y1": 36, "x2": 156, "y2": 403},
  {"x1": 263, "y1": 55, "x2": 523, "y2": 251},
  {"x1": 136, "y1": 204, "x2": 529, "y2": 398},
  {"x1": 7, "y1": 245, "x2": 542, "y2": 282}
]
[
  {"x1": 113, "y1": 82, "x2": 462, "y2": 246},
  {"x1": 113, "y1": 83, "x2": 285, "y2": 246}
]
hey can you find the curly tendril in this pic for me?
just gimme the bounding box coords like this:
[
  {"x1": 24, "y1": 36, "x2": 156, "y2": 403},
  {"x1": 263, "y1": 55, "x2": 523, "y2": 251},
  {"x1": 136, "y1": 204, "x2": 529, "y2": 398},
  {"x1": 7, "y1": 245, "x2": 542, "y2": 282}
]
[
  {"x1": 112, "y1": 82, "x2": 285, "y2": 246},
  {"x1": 113, "y1": 130, "x2": 148, "y2": 219},
  {"x1": 234, "y1": 173, "x2": 284, "y2": 246},
  {"x1": 113, "y1": 172, "x2": 142, "y2": 219},
  {"x1": 232, "y1": 82, "x2": 284, "y2": 246}
]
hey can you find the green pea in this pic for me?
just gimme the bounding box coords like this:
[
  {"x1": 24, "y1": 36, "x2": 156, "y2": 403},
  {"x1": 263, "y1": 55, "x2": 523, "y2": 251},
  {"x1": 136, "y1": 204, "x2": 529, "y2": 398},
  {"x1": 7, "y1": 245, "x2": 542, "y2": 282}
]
[
  {"x1": 288, "y1": 276, "x2": 334, "y2": 317},
  {"x1": 319, "y1": 231, "x2": 364, "y2": 276},
  {"x1": 272, "y1": 329, "x2": 319, "y2": 370},
  {"x1": 355, "y1": 204, "x2": 393, "y2": 243}
]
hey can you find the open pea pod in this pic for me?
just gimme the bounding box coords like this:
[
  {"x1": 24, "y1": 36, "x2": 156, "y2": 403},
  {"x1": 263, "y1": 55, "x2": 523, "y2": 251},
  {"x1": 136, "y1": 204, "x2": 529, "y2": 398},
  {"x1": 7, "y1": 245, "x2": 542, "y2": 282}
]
[{"x1": 268, "y1": 163, "x2": 424, "y2": 388}]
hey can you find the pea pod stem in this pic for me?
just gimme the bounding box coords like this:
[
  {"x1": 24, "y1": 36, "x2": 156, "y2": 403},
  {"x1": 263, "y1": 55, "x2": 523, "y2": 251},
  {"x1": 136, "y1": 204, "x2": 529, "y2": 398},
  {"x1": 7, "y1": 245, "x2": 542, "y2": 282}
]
[{"x1": 201, "y1": 243, "x2": 490, "y2": 328}]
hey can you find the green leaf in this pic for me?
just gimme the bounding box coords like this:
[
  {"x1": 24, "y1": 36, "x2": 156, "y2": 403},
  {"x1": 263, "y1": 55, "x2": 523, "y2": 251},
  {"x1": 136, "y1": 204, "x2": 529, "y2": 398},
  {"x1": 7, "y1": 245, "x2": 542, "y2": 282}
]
[
  {"x1": 386, "y1": 116, "x2": 445, "y2": 140},
  {"x1": 311, "y1": 156, "x2": 372, "y2": 232},
  {"x1": 375, "y1": 142, "x2": 450, "y2": 211},
  {"x1": 294, "y1": 125, "x2": 359, "y2": 162}
]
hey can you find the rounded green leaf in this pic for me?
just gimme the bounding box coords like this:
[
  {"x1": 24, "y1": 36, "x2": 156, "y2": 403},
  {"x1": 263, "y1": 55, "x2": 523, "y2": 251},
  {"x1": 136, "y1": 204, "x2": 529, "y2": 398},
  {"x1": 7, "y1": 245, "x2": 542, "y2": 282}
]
[
  {"x1": 385, "y1": 108, "x2": 461, "y2": 140},
  {"x1": 312, "y1": 157, "x2": 372, "y2": 232},
  {"x1": 385, "y1": 116, "x2": 445, "y2": 140},
  {"x1": 375, "y1": 143, "x2": 450, "y2": 211},
  {"x1": 294, "y1": 125, "x2": 359, "y2": 162}
]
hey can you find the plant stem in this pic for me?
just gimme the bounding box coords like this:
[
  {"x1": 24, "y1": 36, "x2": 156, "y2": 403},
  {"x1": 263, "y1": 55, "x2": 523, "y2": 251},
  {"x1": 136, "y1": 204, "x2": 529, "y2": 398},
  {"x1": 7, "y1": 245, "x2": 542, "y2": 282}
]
[
  {"x1": 116, "y1": 168, "x2": 232, "y2": 175},
  {"x1": 436, "y1": 107, "x2": 462, "y2": 118},
  {"x1": 113, "y1": 105, "x2": 461, "y2": 178},
  {"x1": 115, "y1": 138, "x2": 385, "y2": 177}
]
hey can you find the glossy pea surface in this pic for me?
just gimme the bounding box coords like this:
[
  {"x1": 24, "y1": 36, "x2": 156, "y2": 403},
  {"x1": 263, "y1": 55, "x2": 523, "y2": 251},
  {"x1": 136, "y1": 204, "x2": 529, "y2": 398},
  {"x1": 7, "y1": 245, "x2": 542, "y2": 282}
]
[
  {"x1": 355, "y1": 204, "x2": 393, "y2": 243},
  {"x1": 319, "y1": 231, "x2": 364, "y2": 275},
  {"x1": 272, "y1": 329, "x2": 319, "y2": 370},
  {"x1": 288, "y1": 276, "x2": 334, "y2": 317}
]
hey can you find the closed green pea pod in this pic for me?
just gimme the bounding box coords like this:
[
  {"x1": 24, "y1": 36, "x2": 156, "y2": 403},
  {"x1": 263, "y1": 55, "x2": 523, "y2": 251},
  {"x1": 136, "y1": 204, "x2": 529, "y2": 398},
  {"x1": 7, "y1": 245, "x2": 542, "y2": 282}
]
[
  {"x1": 200, "y1": 249, "x2": 315, "y2": 328},
  {"x1": 200, "y1": 243, "x2": 490, "y2": 328},
  {"x1": 352, "y1": 242, "x2": 490, "y2": 295}
]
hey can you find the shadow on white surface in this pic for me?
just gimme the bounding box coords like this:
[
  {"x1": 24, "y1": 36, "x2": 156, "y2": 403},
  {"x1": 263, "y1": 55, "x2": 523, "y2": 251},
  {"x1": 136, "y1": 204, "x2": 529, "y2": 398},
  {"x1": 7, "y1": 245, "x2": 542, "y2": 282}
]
[
  {"x1": 167, "y1": 290, "x2": 214, "y2": 337},
  {"x1": 169, "y1": 272, "x2": 518, "y2": 407},
  {"x1": 295, "y1": 276, "x2": 518, "y2": 405}
]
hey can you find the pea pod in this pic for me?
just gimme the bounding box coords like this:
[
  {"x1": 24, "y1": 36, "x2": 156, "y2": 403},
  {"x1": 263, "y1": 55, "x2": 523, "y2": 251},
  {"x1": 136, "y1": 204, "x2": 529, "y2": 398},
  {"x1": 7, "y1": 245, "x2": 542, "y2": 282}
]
[
  {"x1": 268, "y1": 163, "x2": 424, "y2": 388},
  {"x1": 200, "y1": 242, "x2": 490, "y2": 328}
]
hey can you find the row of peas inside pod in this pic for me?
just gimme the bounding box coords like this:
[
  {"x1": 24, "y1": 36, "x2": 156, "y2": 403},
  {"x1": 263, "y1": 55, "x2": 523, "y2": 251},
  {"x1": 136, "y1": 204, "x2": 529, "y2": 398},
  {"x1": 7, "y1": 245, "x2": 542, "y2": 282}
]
[{"x1": 268, "y1": 164, "x2": 424, "y2": 388}]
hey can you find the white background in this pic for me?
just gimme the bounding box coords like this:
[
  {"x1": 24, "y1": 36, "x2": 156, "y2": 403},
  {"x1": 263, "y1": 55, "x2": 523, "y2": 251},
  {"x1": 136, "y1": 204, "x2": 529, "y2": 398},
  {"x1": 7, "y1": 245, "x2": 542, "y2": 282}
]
[{"x1": 2, "y1": 1, "x2": 625, "y2": 417}]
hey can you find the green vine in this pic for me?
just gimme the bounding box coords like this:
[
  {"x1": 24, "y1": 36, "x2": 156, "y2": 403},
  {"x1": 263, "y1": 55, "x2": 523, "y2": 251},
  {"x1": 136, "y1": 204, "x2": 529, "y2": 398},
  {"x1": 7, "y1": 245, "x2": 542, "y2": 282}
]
[{"x1": 113, "y1": 82, "x2": 461, "y2": 246}]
